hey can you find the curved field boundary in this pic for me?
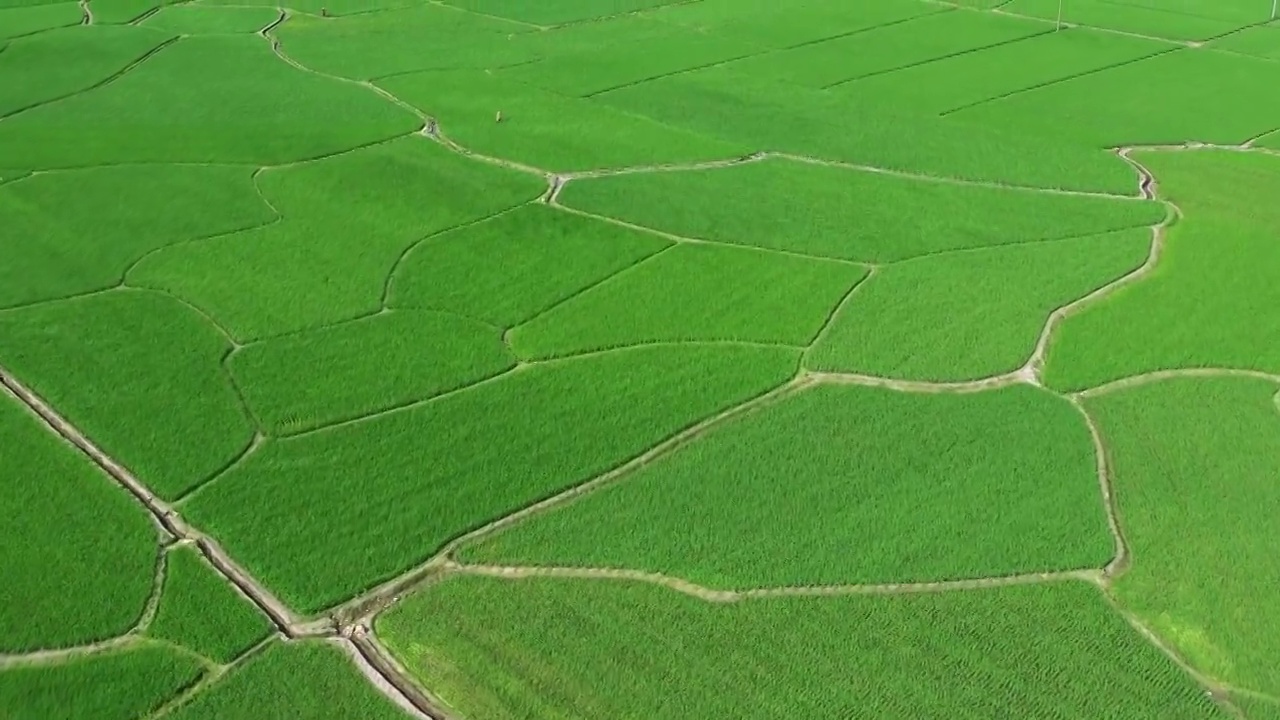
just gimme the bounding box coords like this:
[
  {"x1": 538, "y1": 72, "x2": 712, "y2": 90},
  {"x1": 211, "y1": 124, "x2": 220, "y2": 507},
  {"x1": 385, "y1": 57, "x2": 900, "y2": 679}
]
[{"x1": 445, "y1": 561, "x2": 1102, "y2": 603}]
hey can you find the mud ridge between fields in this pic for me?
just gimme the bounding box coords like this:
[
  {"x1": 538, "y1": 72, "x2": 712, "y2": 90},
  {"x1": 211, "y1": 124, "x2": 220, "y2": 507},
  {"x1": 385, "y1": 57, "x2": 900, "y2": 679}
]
[
  {"x1": 10, "y1": 19, "x2": 1272, "y2": 715},
  {"x1": 1067, "y1": 398, "x2": 1130, "y2": 579},
  {"x1": 0, "y1": 368, "x2": 309, "y2": 636},
  {"x1": 0, "y1": 369, "x2": 452, "y2": 718},
  {"x1": 328, "y1": 378, "x2": 810, "y2": 625},
  {"x1": 445, "y1": 561, "x2": 1102, "y2": 603}
]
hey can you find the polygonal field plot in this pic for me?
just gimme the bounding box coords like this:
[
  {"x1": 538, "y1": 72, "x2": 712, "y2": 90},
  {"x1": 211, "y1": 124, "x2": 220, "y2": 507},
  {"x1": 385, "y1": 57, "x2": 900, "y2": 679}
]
[
  {"x1": 807, "y1": 229, "x2": 1151, "y2": 382},
  {"x1": 952, "y1": 49, "x2": 1280, "y2": 148},
  {"x1": 0, "y1": 289, "x2": 254, "y2": 500},
  {"x1": 462, "y1": 382, "x2": 1113, "y2": 588},
  {"x1": 509, "y1": 242, "x2": 866, "y2": 359},
  {"x1": 228, "y1": 310, "x2": 516, "y2": 436},
  {"x1": 0, "y1": 164, "x2": 273, "y2": 309},
  {"x1": 182, "y1": 344, "x2": 799, "y2": 612},
  {"x1": 557, "y1": 157, "x2": 1164, "y2": 262},
  {"x1": 0, "y1": 34, "x2": 420, "y2": 168},
  {"x1": 0, "y1": 390, "x2": 158, "y2": 653},
  {"x1": 378, "y1": 575, "x2": 1226, "y2": 719},
  {"x1": 128, "y1": 136, "x2": 545, "y2": 341},
  {"x1": 0, "y1": 25, "x2": 174, "y2": 118},
  {"x1": 1085, "y1": 376, "x2": 1280, "y2": 698},
  {"x1": 1045, "y1": 150, "x2": 1280, "y2": 391},
  {"x1": 0, "y1": 644, "x2": 205, "y2": 720},
  {"x1": 388, "y1": 204, "x2": 670, "y2": 327}
]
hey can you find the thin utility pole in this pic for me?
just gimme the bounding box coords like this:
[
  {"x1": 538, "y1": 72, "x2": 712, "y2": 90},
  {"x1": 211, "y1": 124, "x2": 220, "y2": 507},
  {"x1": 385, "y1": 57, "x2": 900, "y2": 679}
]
[
  {"x1": 1272, "y1": 0, "x2": 1277, "y2": 22},
  {"x1": 1056, "y1": 0, "x2": 1064, "y2": 30}
]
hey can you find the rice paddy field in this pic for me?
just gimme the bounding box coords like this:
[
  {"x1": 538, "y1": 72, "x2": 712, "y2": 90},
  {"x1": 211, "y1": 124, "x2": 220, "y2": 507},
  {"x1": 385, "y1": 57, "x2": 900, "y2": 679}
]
[{"x1": 3, "y1": 0, "x2": 1278, "y2": 718}]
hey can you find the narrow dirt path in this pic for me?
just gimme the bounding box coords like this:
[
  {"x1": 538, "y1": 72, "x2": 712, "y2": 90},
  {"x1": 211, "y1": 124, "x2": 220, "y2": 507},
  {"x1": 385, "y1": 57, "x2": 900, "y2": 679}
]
[
  {"x1": 1067, "y1": 397, "x2": 1130, "y2": 579},
  {"x1": 1103, "y1": 594, "x2": 1247, "y2": 717},
  {"x1": 446, "y1": 561, "x2": 1100, "y2": 603},
  {"x1": 0, "y1": 367, "x2": 318, "y2": 638},
  {"x1": 805, "y1": 367, "x2": 1030, "y2": 394},
  {"x1": 1075, "y1": 367, "x2": 1280, "y2": 399},
  {"x1": 0, "y1": 635, "x2": 136, "y2": 669},
  {"x1": 11, "y1": 18, "x2": 1258, "y2": 717},
  {"x1": 773, "y1": 151, "x2": 1151, "y2": 200},
  {"x1": 338, "y1": 630, "x2": 450, "y2": 720},
  {"x1": 1018, "y1": 148, "x2": 1174, "y2": 386}
]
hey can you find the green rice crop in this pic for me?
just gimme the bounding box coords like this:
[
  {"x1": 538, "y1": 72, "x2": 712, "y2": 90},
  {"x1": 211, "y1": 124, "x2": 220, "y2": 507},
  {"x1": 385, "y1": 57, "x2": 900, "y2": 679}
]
[
  {"x1": 953, "y1": 49, "x2": 1280, "y2": 147},
  {"x1": 165, "y1": 640, "x2": 409, "y2": 719},
  {"x1": 509, "y1": 243, "x2": 864, "y2": 359},
  {"x1": 201, "y1": 0, "x2": 414, "y2": 16},
  {"x1": 377, "y1": 69, "x2": 747, "y2": 172},
  {"x1": 0, "y1": 25, "x2": 174, "y2": 117},
  {"x1": 1, "y1": 392, "x2": 157, "y2": 652},
  {"x1": 276, "y1": 5, "x2": 537, "y2": 80},
  {"x1": 646, "y1": 0, "x2": 942, "y2": 48},
  {"x1": 228, "y1": 311, "x2": 515, "y2": 436},
  {"x1": 388, "y1": 204, "x2": 671, "y2": 327},
  {"x1": 465, "y1": 383, "x2": 1109, "y2": 586},
  {"x1": 1236, "y1": 695, "x2": 1280, "y2": 720},
  {"x1": 1107, "y1": 0, "x2": 1273, "y2": 22},
  {"x1": 558, "y1": 157, "x2": 1164, "y2": 262},
  {"x1": 1045, "y1": 150, "x2": 1280, "y2": 391},
  {"x1": 807, "y1": 229, "x2": 1151, "y2": 381},
  {"x1": 0, "y1": 164, "x2": 272, "y2": 308},
  {"x1": 129, "y1": 136, "x2": 544, "y2": 341},
  {"x1": 0, "y1": 34, "x2": 420, "y2": 169},
  {"x1": 139, "y1": 5, "x2": 282, "y2": 33},
  {"x1": 0, "y1": 3, "x2": 82, "y2": 40},
  {"x1": 380, "y1": 575, "x2": 1225, "y2": 719},
  {"x1": 1085, "y1": 376, "x2": 1280, "y2": 696},
  {"x1": 0, "y1": 642, "x2": 205, "y2": 720},
  {"x1": 835, "y1": 27, "x2": 1173, "y2": 115},
  {"x1": 91, "y1": 0, "x2": 179, "y2": 23},
  {"x1": 146, "y1": 545, "x2": 273, "y2": 664},
  {"x1": 441, "y1": 0, "x2": 673, "y2": 25},
  {"x1": 1211, "y1": 24, "x2": 1280, "y2": 59},
  {"x1": 1001, "y1": 0, "x2": 1255, "y2": 41},
  {"x1": 595, "y1": 67, "x2": 1139, "y2": 193},
  {"x1": 496, "y1": 23, "x2": 760, "y2": 97},
  {"x1": 723, "y1": 9, "x2": 1048, "y2": 89},
  {"x1": 183, "y1": 344, "x2": 798, "y2": 612},
  {"x1": 0, "y1": 289, "x2": 254, "y2": 499}
]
